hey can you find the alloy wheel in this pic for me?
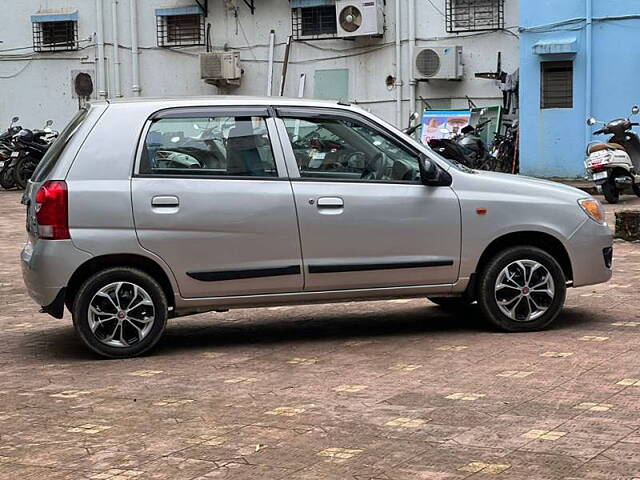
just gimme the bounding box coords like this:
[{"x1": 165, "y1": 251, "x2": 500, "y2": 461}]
[
  {"x1": 87, "y1": 282, "x2": 155, "y2": 347},
  {"x1": 494, "y1": 260, "x2": 555, "y2": 322}
]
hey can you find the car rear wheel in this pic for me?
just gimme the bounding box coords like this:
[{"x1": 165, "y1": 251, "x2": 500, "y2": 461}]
[
  {"x1": 477, "y1": 246, "x2": 566, "y2": 332},
  {"x1": 72, "y1": 267, "x2": 167, "y2": 358}
]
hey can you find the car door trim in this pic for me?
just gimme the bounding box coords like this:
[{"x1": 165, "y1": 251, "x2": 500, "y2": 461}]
[
  {"x1": 187, "y1": 265, "x2": 301, "y2": 282},
  {"x1": 308, "y1": 260, "x2": 455, "y2": 274}
]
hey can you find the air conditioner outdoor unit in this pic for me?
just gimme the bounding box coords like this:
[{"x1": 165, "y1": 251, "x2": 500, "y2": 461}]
[
  {"x1": 200, "y1": 51, "x2": 242, "y2": 87},
  {"x1": 335, "y1": 0, "x2": 384, "y2": 38},
  {"x1": 414, "y1": 46, "x2": 463, "y2": 80}
]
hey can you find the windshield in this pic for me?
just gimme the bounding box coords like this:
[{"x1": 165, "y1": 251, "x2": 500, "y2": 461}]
[{"x1": 31, "y1": 108, "x2": 89, "y2": 183}]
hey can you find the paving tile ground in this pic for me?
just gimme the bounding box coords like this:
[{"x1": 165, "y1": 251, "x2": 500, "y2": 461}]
[{"x1": 1, "y1": 189, "x2": 639, "y2": 479}]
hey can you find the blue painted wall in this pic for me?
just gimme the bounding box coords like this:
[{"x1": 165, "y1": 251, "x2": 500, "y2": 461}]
[{"x1": 519, "y1": 1, "x2": 640, "y2": 177}]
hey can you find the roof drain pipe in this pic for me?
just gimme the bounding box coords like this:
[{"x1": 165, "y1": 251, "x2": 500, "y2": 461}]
[
  {"x1": 408, "y1": 0, "x2": 416, "y2": 126},
  {"x1": 585, "y1": 0, "x2": 593, "y2": 148},
  {"x1": 96, "y1": 0, "x2": 107, "y2": 99},
  {"x1": 111, "y1": 0, "x2": 122, "y2": 97},
  {"x1": 394, "y1": 0, "x2": 403, "y2": 127},
  {"x1": 130, "y1": 0, "x2": 141, "y2": 96},
  {"x1": 266, "y1": 29, "x2": 275, "y2": 96}
]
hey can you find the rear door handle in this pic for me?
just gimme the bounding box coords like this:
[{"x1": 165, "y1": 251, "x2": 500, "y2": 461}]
[
  {"x1": 151, "y1": 195, "x2": 180, "y2": 207},
  {"x1": 316, "y1": 197, "x2": 344, "y2": 208}
]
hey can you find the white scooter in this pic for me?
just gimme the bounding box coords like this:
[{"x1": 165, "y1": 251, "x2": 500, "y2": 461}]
[{"x1": 585, "y1": 106, "x2": 640, "y2": 204}]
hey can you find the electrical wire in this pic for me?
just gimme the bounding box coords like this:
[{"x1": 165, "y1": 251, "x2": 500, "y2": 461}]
[{"x1": 0, "y1": 59, "x2": 33, "y2": 78}]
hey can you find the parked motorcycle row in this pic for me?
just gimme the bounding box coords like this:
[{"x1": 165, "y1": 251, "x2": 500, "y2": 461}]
[
  {"x1": 585, "y1": 106, "x2": 640, "y2": 204},
  {"x1": 0, "y1": 116, "x2": 59, "y2": 190},
  {"x1": 404, "y1": 114, "x2": 519, "y2": 174}
]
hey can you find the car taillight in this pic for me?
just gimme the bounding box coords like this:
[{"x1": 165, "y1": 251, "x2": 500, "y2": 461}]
[{"x1": 35, "y1": 180, "x2": 70, "y2": 240}]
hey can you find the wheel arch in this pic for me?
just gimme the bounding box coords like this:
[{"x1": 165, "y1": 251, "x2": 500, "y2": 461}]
[
  {"x1": 474, "y1": 231, "x2": 573, "y2": 289},
  {"x1": 65, "y1": 254, "x2": 176, "y2": 313}
]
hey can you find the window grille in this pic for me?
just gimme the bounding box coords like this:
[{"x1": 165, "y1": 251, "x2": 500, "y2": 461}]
[
  {"x1": 292, "y1": 6, "x2": 338, "y2": 40},
  {"x1": 156, "y1": 13, "x2": 205, "y2": 47},
  {"x1": 540, "y1": 61, "x2": 573, "y2": 109},
  {"x1": 33, "y1": 20, "x2": 78, "y2": 52},
  {"x1": 445, "y1": 0, "x2": 504, "y2": 33}
]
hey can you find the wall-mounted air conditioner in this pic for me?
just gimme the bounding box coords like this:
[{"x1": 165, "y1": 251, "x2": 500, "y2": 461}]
[
  {"x1": 414, "y1": 46, "x2": 463, "y2": 80},
  {"x1": 200, "y1": 51, "x2": 242, "y2": 87},
  {"x1": 335, "y1": 0, "x2": 384, "y2": 38}
]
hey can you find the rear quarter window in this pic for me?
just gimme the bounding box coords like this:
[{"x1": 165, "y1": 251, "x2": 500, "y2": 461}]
[{"x1": 31, "y1": 108, "x2": 89, "y2": 183}]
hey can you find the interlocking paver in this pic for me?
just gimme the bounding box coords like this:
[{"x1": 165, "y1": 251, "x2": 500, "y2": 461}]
[{"x1": 1, "y1": 190, "x2": 640, "y2": 478}]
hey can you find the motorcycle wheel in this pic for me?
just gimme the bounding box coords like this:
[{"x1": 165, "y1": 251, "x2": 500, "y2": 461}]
[
  {"x1": 0, "y1": 167, "x2": 15, "y2": 190},
  {"x1": 13, "y1": 156, "x2": 38, "y2": 190},
  {"x1": 602, "y1": 180, "x2": 620, "y2": 204},
  {"x1": 633, "y1": 184, "x2": 640, "y2": 198}
]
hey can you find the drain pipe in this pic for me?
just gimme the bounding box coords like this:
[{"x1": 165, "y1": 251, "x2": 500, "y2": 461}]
[
  {"x1": 130, "y1": 0, "x2": 141, "y2": 96},
  {"x1": 111, "y1": 0, "x2": 122, "y2": 97},
  {"x1": 408, "y1": 0, "x2": 416, "y2": 122},
  {"x1": 266, "y1": 30, "x2": 275, "y2": 96},
  {"x1": 585, "y1": 0, "x2": 593, "y2": 147},
  {"x1": 394, "y1": 0, "x2": 402, "y2": 127},
  {"x1": 96, "y1": 0, "x2": 107, "y2": 99}
]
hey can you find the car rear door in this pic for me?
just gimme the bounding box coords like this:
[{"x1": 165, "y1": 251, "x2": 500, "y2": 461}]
[
  {"x1": 131, "y1": 106, "x2": 303, "y2": 299},
  {"x1": 273, "y1": 107, "x2": 461, "y2": 291}
]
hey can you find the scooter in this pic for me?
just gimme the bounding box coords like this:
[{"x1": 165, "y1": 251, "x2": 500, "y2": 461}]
[{"x1": 585, "y1": 106, "x2": 640, "y2": 204}]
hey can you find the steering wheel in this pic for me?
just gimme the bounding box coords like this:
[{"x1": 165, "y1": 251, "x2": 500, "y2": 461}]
[{"x1": 361, "y1": 152, "x2": 387, "y2": 180}]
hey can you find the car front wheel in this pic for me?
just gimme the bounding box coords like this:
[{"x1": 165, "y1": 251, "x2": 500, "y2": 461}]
[
  {"x1": 477, "y1": 246, "x2": 566, "y2": 332},
  {"x1": 72, "y1": 267, "x2": 168, "y2": 358}
]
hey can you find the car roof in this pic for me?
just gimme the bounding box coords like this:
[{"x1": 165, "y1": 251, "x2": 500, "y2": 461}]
[{"x1": 95, "y1": 95, "x2": 355, "y2": 110}]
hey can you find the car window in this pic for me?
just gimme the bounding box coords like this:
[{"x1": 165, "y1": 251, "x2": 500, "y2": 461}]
[
  {"x1": 141, "y1": 116, "x2": 277, "y2": 177},
  {"x1": 32, "y1": 107, "x2": 88, "y2": 183},
  {"x1": 282, "y1": 116, "x2": 421, "y2": 182}
]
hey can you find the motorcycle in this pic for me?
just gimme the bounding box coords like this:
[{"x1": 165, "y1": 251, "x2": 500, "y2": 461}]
[
  {"x1": 10, "y1": 120, "x2": 58, "y2": 190},
  {"x1": 427, "y1": 120, "x2": 496, "y2": 170},
  {"x1": 0, "y1": 116, "x2": 22, "y2": 190},
  {"x1": 585, "y1": 106, "x2": 640, "y2": 204}
]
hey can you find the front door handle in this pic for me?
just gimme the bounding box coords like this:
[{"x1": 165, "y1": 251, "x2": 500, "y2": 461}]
[
  {"x1": 316, "y1": 197, "x2": 344, "y2": 208},
  {"x1": 151, "y1": 195, "x2": 180, "y2": 207}
]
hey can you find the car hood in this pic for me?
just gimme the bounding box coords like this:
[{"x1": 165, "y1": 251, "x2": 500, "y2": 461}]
[{"x1": 463, "y1": 170, "x2": 590, "y2": 203}]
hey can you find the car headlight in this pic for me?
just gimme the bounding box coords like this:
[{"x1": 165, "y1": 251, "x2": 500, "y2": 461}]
[{"x1": 578, "y1": 198, "x2": 605, "y2": 224}]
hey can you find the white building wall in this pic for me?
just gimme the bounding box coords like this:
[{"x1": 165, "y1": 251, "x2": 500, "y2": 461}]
[{"x1": 0, "y1": 0, "x2": 519, "y2": 129}]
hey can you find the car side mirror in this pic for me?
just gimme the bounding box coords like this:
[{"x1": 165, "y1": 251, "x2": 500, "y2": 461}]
[
  {"x1": 11, "y1": 116, "x2": 19, "y2": 123},
  {"x1": 419, "y1": 154, "x2": 452, "y2": 187},
  {"x1": 45, "y1": 120, "x2": 53, "y2": 127},
  {"x1": 587, "y1": 117, "x2": 597, "y2": 126},
  {"x1": 632, "y1": 106, "x2": 640, "y2": 116}
]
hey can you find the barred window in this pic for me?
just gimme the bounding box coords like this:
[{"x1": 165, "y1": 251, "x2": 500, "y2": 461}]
[
  {"x1": 445, "y1": 0, "x2": 504, "y2": 33},
  {"x1": 541, "y1": 61, "x2": 573, "y2": 109},
  {"x1": 292, "y1": 6, "x2": 337, "y2": 39},
  {"x1": 157, "y1": 13, "x2": 205, "y2": 47},
  {"x1": 33, "y1": 20, "x2": 78, "y2": 52}
]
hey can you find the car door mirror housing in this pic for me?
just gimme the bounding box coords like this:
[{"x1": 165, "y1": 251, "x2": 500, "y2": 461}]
[{"x1": 419, "y1": 154, "x2": 452, "y2": 187}]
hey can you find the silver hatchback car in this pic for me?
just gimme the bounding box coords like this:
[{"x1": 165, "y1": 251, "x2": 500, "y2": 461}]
[{"x1": 21, "y1": 97, "x2": 613, "y2": 358}]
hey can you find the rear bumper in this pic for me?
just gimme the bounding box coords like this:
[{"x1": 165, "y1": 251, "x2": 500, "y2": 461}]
[
  {"x1": 567, "y1": 219, "x2": 614, "y2": 287},
  {"x1": 21, "y1": 238, "x2": 91, "y2": 309}
]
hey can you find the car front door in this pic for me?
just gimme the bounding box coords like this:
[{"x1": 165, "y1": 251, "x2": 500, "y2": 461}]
[
  {"x1": 131, "y1": 107, "x2": 303, "y2": 299},
  {"x1": 274, "y1": 107, "x2": 461, "y2": 291}
]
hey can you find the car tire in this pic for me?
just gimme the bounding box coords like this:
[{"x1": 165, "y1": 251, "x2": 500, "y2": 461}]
[
  {"x1": 477, "y1": 246, "x2": 566, "y2": 332},
  {"x1": 428, "y1": 297, "x2": 474, "y2": 311},
  {"x1": 602, "y1": 180, "x2": 619, "y2": 204},
  {"x1": 72, "y1": 267, "x2": 168, "y2": 359}
]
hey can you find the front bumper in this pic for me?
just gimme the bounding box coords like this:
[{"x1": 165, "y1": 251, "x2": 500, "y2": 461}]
[
  {"x1": 21, "y1": 238, "x2": 91, "y2": 309},
  {"x1": 567, "y1": 219, "x2": 614, "y2": 287}
]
